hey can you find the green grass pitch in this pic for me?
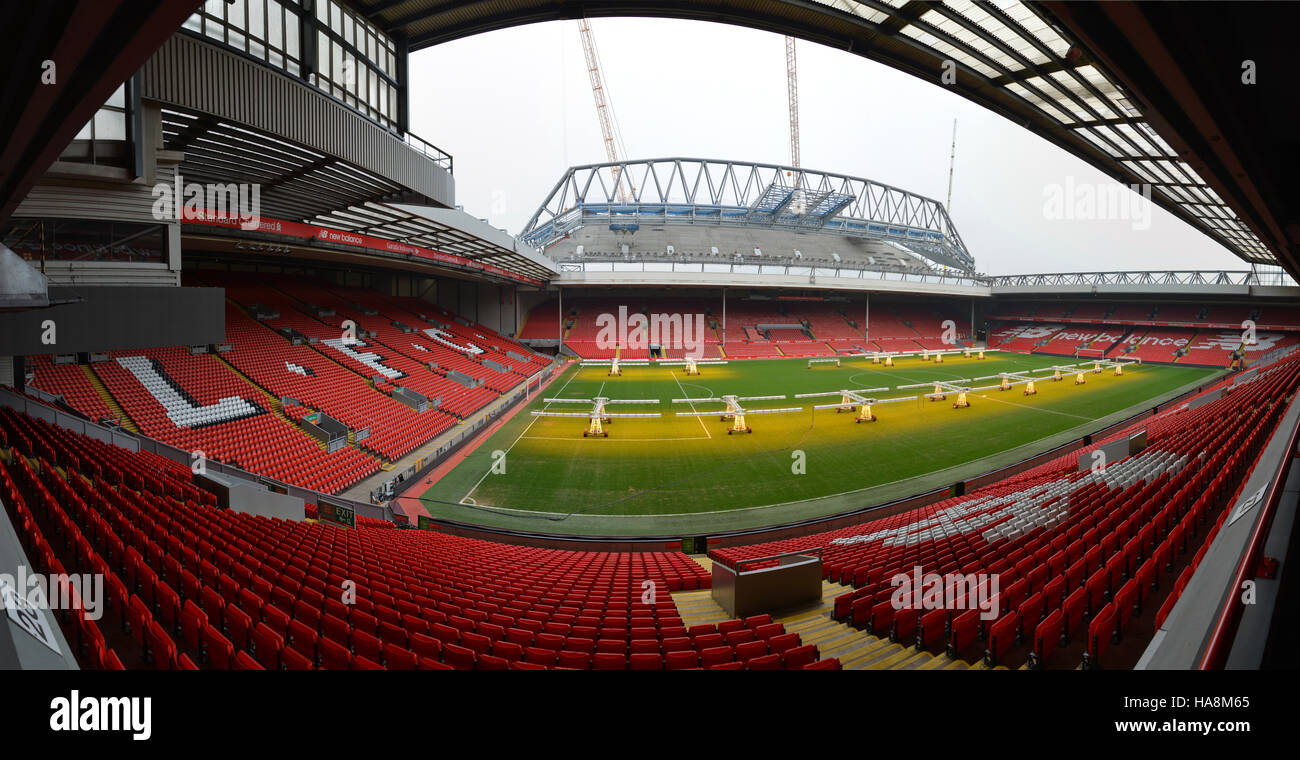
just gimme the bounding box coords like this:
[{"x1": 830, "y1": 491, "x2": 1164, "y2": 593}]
[{"x1": 418, "y1": 352, "x2": 1220, "y2": 535}]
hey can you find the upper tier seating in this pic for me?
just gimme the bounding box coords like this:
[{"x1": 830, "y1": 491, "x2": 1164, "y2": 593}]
[
  {"x1": 33, "y1": 273, "x2": 552, "y2": 493},
  {"x1": 26, "y1": 355, "x2": 114, "y2": 424},
  {"x1": 219, "y1": 306, "x2": 456, "y2": 461},
  {"x1": 518, "y1": 300, "x2": 562, "y2": 340},
  {"x1": 88, "y1": 347, "x2": 379, "y2": 493},
  {"x1": 211, "y1": 275, "x2": 508, "y2": 414}
]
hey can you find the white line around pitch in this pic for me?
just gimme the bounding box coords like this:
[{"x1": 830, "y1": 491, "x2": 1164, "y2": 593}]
[{"x1": 461, "y1": 365, "x2": 581, "y2": 503}]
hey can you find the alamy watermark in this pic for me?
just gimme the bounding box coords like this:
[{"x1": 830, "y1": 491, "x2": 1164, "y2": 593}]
[
  {"x1": 1, "y1": 566, "x2": 103, "y2": 620},
  {"x1": 1043, "y1": 178, "x2": 1152, "y2": 231},
  {"x1": 151, "y1": 173, "x2": 261, "y2": 230},
  {"x1": 594, "y1": 305, "x2": 707, "y2": 359}
]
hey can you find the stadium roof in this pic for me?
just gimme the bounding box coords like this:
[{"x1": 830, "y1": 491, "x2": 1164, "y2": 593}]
[
  {"x1": 310, "y1": 201, "x2": 557, "y2": 280},
  {"x1": 519, "y1": 158, "x2": 974, "y2": 271},
  {"x1": 350, "y1": 0, "x2": 1297, "y2": 275}
]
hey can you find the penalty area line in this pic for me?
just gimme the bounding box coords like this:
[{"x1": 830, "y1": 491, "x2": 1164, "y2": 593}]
[{"x1": 975, "y1": 393, "x2": 1093, "y2": 420}]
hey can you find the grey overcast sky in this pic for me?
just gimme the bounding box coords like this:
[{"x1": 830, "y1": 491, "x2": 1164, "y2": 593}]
[{"x1": 408, "y1": 17, "x2": 1244, "y2": 276}]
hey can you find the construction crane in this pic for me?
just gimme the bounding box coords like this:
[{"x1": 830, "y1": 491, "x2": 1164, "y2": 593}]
[
  {"x1": 576, "y1": 19, "x2": 633, "y2": 201},
  {"x1": 786, "y1": 36, "x2": 800, "y2": 170},
  {"x1": 947, "y1": 118, "x2": 958, "y2": 213}
]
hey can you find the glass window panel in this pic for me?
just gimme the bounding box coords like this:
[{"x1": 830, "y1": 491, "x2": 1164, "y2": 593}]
[
  {"x1": 94, "y1": 110, "x2": 126, "y2": 141},
  {"x1": 228, "y1": 29, "x2": 246, "y2": 51},
  {"x1": 267, "y1": 2, "x2": 282, "y2": 48},
  {"x1": 226, "y1": 0, "x2": 245, "y2": 31},
  {"x1": 249, "y1": 40, "x2": 265, "y2": 59},
  {"x1": 248, "y1": 0, "x2": 264, "y2": 38},
  {"x1": 269, "y1": 50, "x2": 283, "y2": 68},
  {"x1": 106, "y1": 84, "x2": 126, "y2": 109},
  {"x1": 285, "y1": 18, "x2": 298, "y2": 58},
  {"x1": 183, "y1": 13, "x2": 202, "y2": 33},
  {"x1": 74, "y1": 120, "x2": 93, "y2": 141}
]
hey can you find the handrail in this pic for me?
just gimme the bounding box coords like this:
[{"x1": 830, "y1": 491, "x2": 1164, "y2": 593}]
[
  {"x1": 400, "y1": 130, "x2": 453, "y2": 174},
  {"x1": 1197, "y1": 396, "x2": 1300, "y2": 669},
  {"x1": 554, "y1": 259, "x2": 989, "y2": 287},
  {"x1": 734, "y1": 547, "x2": 823, "y2": 573}
]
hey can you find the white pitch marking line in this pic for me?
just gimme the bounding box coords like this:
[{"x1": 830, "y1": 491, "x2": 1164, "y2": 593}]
[
  {"x1": 671, "y1": 370, "x2": 712, "y2": 439},
  {"x1": 976, "y1": 393, "x2": 1093, "y2": 420},
  {"x1": 520, "y1": 435, "x2": 712, "y2": 442},
  {"x1": 461, "y1": 365, "x2": 580, "y2": 504}
]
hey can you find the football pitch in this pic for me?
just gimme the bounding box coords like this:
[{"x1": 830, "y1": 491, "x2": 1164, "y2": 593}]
[{"x1": 418, "y1": 352, "x2": 1221, "y2": 535}]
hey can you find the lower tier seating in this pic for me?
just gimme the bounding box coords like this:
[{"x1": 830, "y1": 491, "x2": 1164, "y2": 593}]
[
  {"x1": 710, "y1": 355, "x2": 1300, "y2": 668},
  {"x1": 0, "y1": 405, "x2": 820, "y2": 670}
]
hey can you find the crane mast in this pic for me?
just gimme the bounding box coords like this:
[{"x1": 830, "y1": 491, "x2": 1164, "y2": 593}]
[
  {"x1": 786, "y1": 36, "x2": 800, "y2": 171},
  {"x1": 577, "y1": 19, "x2": 632, "y2": 201},
  {"x1": 947, "y1": 118, "x2": 958, "y2": 213}
]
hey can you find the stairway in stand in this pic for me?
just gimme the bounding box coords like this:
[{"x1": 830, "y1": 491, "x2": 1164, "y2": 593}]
[
  {"x1": 80, "y1": 364, "x2": 138, "y2": 433},
  {"x1": 673, "y1": 555, "x2": 1003, "y2": 670}
]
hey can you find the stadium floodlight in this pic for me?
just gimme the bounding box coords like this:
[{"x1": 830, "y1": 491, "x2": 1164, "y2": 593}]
[
  {"x1": 899, "y1": 379, "x2": 975, "y2": 408},
  {"x1": 812, "y1": 393, "x2": 918, "y2": 422},
  {"x1": 674, "y1": 394, "x2": 801, "y2": 434},
  {"x1": 973, "y1": 372, "x2": 1037, "y2": 395},
  {"x1": 531, "y1": 396, "x2": 660, "y2": 437}
]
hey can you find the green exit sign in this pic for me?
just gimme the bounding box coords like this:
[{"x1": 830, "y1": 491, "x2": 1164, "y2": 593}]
[{"x1": 318, "y1": 501, "x2": 355, "y2": 529}]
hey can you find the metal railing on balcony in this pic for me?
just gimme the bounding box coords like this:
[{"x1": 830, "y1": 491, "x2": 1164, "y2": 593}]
[
  {"x1": 554, "y1": 257, "x2": 989, "y2": 288},
  {"x1": 400, "y1": 130, "x2": 453, "y2": 174}
]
